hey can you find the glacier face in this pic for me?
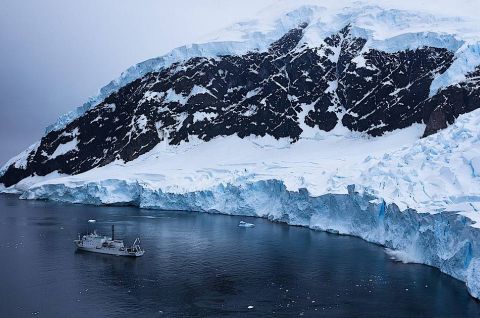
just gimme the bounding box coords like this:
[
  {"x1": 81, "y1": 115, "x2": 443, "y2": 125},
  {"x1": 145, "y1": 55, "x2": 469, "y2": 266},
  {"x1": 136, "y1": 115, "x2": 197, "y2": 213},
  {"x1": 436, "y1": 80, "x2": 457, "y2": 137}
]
[{"x1": 19, "y1": 179, "x2": 480, "y2": 300}]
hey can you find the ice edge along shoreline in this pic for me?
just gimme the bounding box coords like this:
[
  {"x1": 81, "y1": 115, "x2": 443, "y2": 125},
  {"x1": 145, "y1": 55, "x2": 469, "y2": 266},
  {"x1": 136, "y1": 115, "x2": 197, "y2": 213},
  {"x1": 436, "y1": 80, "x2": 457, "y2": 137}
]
[{"x1": 8, "y1": 178, "x2": 480, "y2": 301}]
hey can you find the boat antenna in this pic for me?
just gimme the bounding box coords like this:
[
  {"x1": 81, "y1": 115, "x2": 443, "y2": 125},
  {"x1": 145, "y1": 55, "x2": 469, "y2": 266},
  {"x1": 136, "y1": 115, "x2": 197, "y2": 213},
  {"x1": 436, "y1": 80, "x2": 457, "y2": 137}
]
[{"x1": 112, "y1": 224, "x2": 115, "y2": 241}]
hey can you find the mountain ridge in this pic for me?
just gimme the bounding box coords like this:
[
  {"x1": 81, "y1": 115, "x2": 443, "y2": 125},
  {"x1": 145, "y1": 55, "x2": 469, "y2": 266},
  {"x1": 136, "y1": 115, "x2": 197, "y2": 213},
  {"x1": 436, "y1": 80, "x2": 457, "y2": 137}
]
[
  {"x1": 44, "y1": 4, "x2": 480, "y2": 134},
  {"x1": 1, "y1": 19, "x2": 478, "y2": 187}
]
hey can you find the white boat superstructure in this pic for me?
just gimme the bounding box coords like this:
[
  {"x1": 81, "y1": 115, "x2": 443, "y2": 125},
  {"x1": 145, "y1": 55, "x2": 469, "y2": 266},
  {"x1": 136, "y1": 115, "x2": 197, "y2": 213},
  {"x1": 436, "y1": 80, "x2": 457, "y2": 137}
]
[{"x1": 74, "y1": 225, "x2": 144, "y2": 257}]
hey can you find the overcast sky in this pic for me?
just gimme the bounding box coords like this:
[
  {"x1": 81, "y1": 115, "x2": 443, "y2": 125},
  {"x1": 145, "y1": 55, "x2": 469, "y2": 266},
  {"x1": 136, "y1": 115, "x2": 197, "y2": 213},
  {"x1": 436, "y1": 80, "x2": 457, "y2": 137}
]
[{"x1": 0, "y1": 0, "x2": 277, "y2": 165}]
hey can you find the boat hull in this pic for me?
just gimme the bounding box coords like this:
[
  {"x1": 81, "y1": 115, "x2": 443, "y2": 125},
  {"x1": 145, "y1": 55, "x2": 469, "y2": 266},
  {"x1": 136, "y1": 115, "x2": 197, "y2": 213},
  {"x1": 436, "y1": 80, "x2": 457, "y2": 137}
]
[{"x1": 75, "y1": 243, "x2": 144, "y2": 257}]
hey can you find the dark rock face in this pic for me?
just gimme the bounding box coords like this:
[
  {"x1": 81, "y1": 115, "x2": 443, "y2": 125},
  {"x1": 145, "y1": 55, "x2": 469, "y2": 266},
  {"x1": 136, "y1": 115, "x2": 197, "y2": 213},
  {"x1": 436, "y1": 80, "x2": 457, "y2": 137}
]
[
  {"x1": 421, "y1": 67, "x2": 480, "y2": 137},
  {"x1": 1, "y1": 23, "x2": 478, "y2": 187},
  {"x1": 340, "y1": 48, "x2": 454, "y2": 136}
]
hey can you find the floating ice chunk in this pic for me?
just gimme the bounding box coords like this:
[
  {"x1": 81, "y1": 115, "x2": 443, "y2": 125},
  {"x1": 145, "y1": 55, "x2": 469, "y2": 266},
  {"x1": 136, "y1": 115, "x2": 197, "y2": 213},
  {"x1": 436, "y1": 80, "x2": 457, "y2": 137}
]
[
  {"x1": 238, "y1": 221, "x2": 255, "y2": 228},
  {"x1": 88, "y1": 219, "x2": 96, "y2": 223}
]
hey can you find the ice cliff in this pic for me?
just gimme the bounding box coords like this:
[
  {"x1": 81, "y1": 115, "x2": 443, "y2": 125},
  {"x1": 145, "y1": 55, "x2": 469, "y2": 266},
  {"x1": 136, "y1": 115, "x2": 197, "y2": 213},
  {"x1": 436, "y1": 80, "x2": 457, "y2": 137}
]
[{"x1": 19, "y1": 180, "x2": 480, "y2": 299}]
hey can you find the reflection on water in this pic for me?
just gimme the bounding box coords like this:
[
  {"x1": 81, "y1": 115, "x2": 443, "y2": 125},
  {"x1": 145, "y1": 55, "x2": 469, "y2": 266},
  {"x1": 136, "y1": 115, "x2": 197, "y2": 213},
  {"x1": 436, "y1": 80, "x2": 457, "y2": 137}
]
[{"x1": 0, "y1": 194, "x2": 479, "y2": 317}]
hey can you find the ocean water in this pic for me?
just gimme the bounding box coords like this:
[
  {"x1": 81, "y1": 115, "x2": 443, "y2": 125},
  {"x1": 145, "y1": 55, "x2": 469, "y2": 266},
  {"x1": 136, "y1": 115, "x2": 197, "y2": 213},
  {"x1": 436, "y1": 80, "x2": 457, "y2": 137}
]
[{"x1": 0, "y1": 194, "x2": 479, "y2": 317}]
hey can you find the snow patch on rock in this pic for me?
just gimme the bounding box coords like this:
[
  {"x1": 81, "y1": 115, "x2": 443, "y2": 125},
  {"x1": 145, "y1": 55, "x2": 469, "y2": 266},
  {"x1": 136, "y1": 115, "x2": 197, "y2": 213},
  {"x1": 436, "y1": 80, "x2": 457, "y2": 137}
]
[
  {"x1": 0, "y1": 142, "x2": 40, "y2": 174},
  {"x1": 193, "y1": 112, "x2": 217, "y2": 123},
  {"x1": 50, "y1": 138, "x2": 78, "y2": 159}
]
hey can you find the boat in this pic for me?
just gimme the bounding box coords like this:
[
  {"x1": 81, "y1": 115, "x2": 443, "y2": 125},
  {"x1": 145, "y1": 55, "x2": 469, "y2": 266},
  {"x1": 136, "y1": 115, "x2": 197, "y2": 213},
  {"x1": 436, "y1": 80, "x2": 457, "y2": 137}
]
[{"x1": 74, "y1": 225, "x2": 145, "y2": 257}]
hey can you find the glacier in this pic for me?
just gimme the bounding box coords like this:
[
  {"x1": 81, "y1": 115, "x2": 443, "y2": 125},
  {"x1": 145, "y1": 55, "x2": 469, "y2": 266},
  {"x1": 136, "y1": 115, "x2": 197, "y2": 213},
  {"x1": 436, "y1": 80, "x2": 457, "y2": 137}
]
[
  {"x1": 7, "y1": 109, "x2": 480, "y2": 300},
  {"x1": 430, "y1": 43, "x2": 480, "y2": 96},
  {"x1": 16, "y1": 109, "x2": 480, "y2": 223}
]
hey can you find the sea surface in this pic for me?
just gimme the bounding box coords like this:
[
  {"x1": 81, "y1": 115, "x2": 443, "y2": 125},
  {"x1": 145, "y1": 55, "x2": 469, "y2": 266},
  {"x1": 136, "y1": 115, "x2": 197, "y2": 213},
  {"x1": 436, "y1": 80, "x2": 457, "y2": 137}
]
[{"x1": 0, "y1": 194, "x2": 479, "y2": 317}]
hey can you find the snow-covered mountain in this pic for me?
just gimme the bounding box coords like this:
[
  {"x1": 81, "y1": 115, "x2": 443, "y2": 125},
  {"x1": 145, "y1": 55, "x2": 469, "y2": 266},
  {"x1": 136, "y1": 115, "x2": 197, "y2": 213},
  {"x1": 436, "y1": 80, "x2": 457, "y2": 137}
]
[{"x1": 2, "y1": 1, "x2": 480, "y2": 299}]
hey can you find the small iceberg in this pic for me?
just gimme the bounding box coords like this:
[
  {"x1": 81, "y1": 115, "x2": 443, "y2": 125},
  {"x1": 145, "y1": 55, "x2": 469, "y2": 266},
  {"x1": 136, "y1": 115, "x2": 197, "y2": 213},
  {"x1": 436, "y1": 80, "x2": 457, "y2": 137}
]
[
  {"x1": 238, "y1": 221, "x2": 255, "y2": 228},
  {"x1": 88, "y1": 219, "x2": 96, "y2": 223}
]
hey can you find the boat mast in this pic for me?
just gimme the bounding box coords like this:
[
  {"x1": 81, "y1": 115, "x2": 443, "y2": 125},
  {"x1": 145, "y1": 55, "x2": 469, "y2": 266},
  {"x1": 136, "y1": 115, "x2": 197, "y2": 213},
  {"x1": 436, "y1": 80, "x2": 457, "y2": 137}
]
[{"x1": 111, "y1": 224, "x2": 115, "y2": 240}]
